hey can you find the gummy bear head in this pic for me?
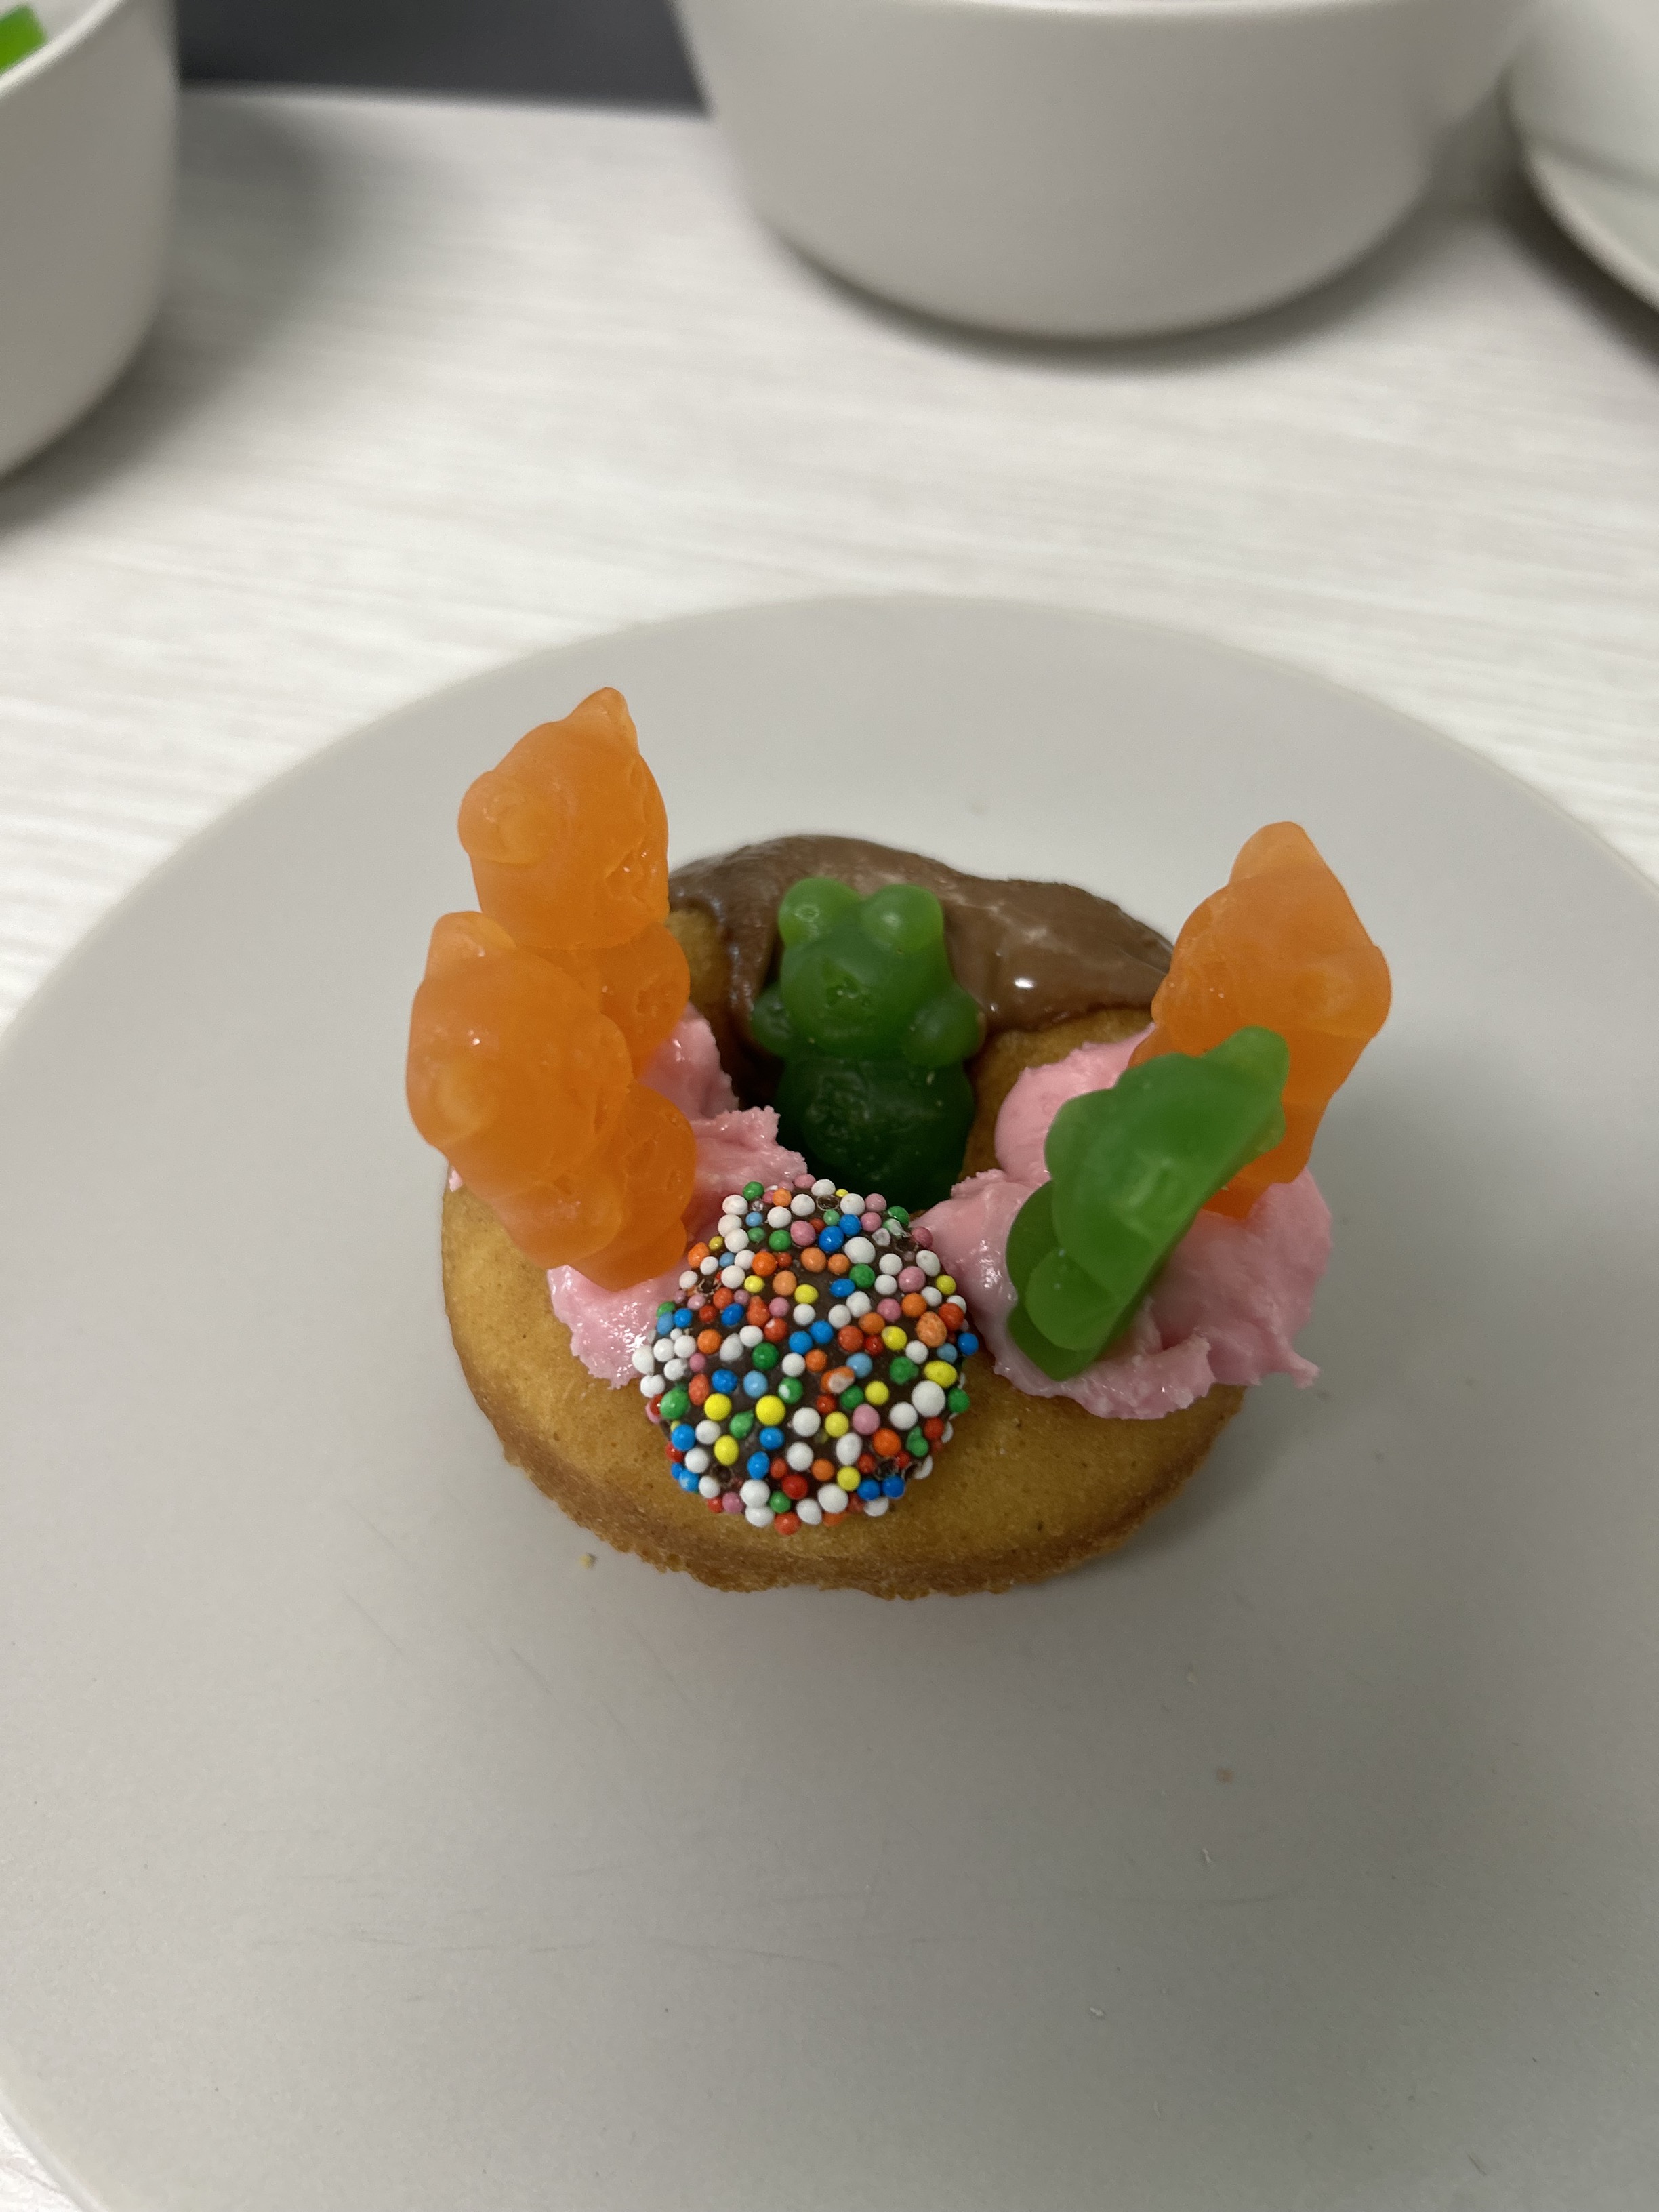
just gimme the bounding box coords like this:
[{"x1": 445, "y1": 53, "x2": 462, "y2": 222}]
[
  {"x1": 776, "y1": 878, "x2": 952, "y2": 1054},
  {"x1": 459, "y1": 689, "x2": 669, "y2": 953}
]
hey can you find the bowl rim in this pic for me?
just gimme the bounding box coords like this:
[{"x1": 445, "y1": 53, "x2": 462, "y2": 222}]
[{"x1": 0, "y1": 0, "x2": 140, "y2": 104}]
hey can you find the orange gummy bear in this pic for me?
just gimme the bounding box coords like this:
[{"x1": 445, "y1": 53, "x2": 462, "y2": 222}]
[
  {"x1": 458, "y1": 686, "x2": 687, "y2": 1076},
  {"x1": 1131, "y1": 823, "x2": 1390, "y2": 1218},
  {"x1": 407, "y1": 689, "x2": 698, "y2": 1282},
  {"x1": 407, "y1": 914, "x2": 634, "y2": 1259},
  {"x1": 459, "y1": 688, "x2": 668, "y2": 954}
]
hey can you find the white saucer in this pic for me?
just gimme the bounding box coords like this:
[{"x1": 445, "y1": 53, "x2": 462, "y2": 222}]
[
  {"x1": 2, "y1": 598, "x2": 1656, "y2": 2212},
  {"x1": 1511, "y1": 0, "x2": 1659, "y2": 314}
]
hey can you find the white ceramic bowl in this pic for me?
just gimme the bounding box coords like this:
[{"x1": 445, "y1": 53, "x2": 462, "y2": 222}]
[
  {"x1": 0, "y1": 0, "x2": 176, "y2": 476},
  {"x1": 674, "y1": 0, "x2": 1534, "y2": 337}
]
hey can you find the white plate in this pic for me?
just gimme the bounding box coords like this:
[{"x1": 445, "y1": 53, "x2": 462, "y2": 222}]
[
  {"x1": 1511, "y1": 0, "x2": 1659, "y2": 315},
  {"x1": 1, "y1": 598, "x2": 1656, "y2": 2212}
]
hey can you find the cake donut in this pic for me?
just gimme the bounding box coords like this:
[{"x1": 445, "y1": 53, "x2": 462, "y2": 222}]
[{"x1": 409, "y1": 687, "x2": 1389, "y2": 1597}]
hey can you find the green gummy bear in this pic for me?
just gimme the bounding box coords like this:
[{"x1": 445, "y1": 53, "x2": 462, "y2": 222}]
[
  {"x1": 1006, "y1": 1027, "x2": 1290, "y2": 1379},
  {"x1": 752, "y1": 876, "x2": 983, "y2": 1209},
  {"x1": 0, "y1": 7, "x2": 45, "y2": 73}
]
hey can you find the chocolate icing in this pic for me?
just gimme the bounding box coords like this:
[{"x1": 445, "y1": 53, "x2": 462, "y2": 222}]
[{"x1": 670, "y1": 835, "x2": 1170, "y2": 1102}]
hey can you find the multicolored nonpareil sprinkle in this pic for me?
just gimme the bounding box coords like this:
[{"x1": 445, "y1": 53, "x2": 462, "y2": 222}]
[{"x1": 632, "y1": 1177, "x2": 978, "y2": 1533}]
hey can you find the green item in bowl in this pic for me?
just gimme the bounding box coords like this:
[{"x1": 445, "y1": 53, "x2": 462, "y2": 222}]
[{"x1": 0, "y1": 5, "x2": 46, "y2": 74}]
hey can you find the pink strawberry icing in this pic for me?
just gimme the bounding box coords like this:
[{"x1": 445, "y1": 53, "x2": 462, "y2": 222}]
[
  {"x1": 638, "y1": 1006, "x2": 739, "y2": 1122},
  {"x1": 546, "y1": 1010, "x2": 808, "y2": 1384},
  {"x1": 920, "y1": 1029, "x2": 1331, "y2": 1420}
]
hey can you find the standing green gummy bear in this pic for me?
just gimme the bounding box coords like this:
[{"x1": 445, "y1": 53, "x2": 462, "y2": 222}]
[
  {"x1": 1007, "y1": 1027, "x2": 1290, "y2": 1379},
  {"x1": 752, "y1": 877, "x2": 984, "y2": 1209}
]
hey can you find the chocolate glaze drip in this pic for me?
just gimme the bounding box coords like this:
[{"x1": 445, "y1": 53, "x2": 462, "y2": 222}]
[{"x1": 670, "y1": 835, "x2": 1171, "y2": 1103}]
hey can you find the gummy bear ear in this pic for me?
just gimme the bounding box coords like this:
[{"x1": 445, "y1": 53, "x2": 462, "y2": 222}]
[
  {"x1": 778, "y1": 876, "x2": 861, "y2": 947},
  {"x1": 424, "y1": 911, "x2": 518, "y2": 979},
  {"x1": 859, "y1": 884, "x2": 943, "y2": 954},
  {"x1": 565, "y1": 687, "x2": 639, "y2": 751},
  {"x1": 457, "y1": 759, "x2": 555, "y2": 866}
]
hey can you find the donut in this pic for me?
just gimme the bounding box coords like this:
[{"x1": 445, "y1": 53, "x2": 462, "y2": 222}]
[{"x1": 409, "y1": 698, "x2": 1386, "y2": 1600}]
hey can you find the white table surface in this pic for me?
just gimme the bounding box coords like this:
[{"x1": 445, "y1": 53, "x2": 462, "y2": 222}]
[{"x1": 1, "y1": 84, "x2": 1656, "y2": 2211}]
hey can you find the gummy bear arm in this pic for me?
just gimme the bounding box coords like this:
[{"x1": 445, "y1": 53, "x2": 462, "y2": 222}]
[
  {"x1": 901, "y1": 986, "x2": 984, "y2": 1068},
  {"x1": 750, "y1": 983, "x2": 795, "y2": 1057}
]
